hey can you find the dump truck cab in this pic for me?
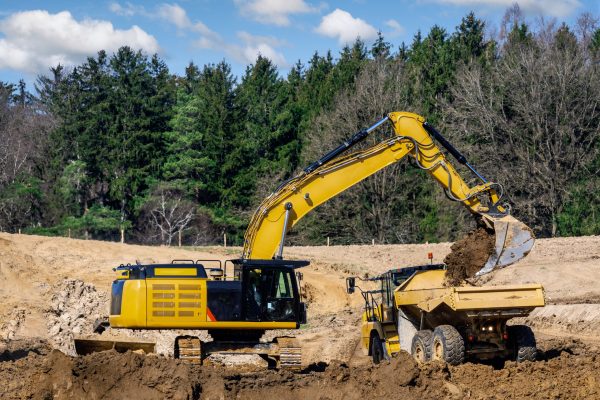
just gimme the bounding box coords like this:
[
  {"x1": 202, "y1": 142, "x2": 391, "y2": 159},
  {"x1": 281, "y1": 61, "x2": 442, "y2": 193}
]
[{"x1": 348, "y1": 264, "x2": 545, "y2": 365}]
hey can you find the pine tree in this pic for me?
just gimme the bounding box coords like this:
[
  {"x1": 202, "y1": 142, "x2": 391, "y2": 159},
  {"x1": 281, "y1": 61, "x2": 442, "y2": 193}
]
[
  {"x1": 164, "y1": 61, "x2": 236, "y2": 205},
  {"x1": 452, "y1": 12, "x2": 487, "y2": 62},
  {"x1": 371, "y1": 31, "x2": 391, "y2": 59}
]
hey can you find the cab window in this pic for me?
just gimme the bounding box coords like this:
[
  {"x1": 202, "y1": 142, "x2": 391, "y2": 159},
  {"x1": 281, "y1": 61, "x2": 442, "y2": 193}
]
[{"x1": 274, "y1": 270, "x2": 293, "y2": 298}]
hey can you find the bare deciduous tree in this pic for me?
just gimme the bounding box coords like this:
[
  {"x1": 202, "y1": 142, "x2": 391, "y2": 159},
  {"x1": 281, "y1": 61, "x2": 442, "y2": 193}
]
[
  {"x1": 145, "y1": 186, "x2": 195, "y2": 245},
  {"x1": 299, "y1": 58, "x2": 469, "y2": 244},
  {"x1": 444, "y1": 22, "x2": 600, "y2": 236},
  {"x1": 0, "y1": 83, "x2": 55, "y2": 231}
]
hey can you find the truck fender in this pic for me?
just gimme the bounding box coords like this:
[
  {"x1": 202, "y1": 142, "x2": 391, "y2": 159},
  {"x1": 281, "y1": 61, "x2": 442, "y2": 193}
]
[{"x1": 368, "y1": 327, "x2": 385, "y2": 356}]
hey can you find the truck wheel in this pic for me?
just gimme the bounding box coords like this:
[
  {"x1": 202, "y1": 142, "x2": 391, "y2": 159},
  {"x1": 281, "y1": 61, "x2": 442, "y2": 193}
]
[
  {"x1": 508, "y1": 325, "x2": 537, "y2": 362},
  {"x1": 431, "y1": 325, "x2": 465, "y2": 365},
  {"x1": 411, "y1": 330, "x2": 433, "y2": 363},
  {"x1": 371, "y1": 335, "x2": 384, "y2": 364}
]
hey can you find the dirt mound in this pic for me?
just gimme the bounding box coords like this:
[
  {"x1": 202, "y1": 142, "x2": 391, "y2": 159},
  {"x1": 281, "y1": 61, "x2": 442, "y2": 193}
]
[
  {"x1": 198, "y1": 351, "x2": 445, "y2": 400},
  {"x1": 0, "y1": 338, "x2": 52, "y2": 362},
  {"x1": 513, "y1": 303, "x2": 600, "y2": 337},
  {"x1": 449, "y1": 344, "x2": 600, "y2": 399},
  {"x1": 0, "y1": 308, "x2": 26, "y2": 341},
  {"x1": 2, "y1": 341, "x2": 600, "y2": 400},
  {"x1": 444, "y1": 227, "x2": 495, "y2": 285},
  {"x1": 0, "y1": 349, "x2": 202, "y2": 400},
  {"x1": 46, "y1": 279, "x2": 109, "y2": 355}
]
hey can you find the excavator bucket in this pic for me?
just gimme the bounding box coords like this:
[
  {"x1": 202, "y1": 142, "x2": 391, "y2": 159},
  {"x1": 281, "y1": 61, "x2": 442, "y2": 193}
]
[{"x1": 477, "y1": 215, "x2": 535, "y2": 276}]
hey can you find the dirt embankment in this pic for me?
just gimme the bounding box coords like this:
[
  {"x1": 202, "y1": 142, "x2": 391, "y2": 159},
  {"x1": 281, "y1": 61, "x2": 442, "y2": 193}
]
[
  {"x1": 1, "y1": 339, "x2": 599, "y2": 400},
  {"x1": 444, "y1": 227, "x2": 495, "y2": 285}
]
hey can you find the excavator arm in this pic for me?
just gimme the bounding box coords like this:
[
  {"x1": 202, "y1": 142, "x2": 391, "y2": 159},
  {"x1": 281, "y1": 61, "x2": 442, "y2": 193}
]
[{"x1": 243, "y1": 112, "x2": 534, "y2": 275}]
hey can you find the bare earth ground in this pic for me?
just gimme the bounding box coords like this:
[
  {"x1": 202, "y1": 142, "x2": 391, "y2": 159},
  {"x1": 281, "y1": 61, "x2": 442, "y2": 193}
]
[{"x1": 1, "y1": 233, "x2": 600, "y2": 399}]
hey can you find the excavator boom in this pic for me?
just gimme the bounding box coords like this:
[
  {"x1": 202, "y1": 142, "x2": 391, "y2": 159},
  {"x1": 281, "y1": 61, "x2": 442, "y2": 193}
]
[{"x1": 243, "y1": 112, "x2": 534, "y2": 275}]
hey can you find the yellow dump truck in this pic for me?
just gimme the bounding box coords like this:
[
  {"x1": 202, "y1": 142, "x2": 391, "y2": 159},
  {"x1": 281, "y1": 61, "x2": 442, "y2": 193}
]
[{"x1": 347, "y1": 264, "x2": 545, "y2": 365}]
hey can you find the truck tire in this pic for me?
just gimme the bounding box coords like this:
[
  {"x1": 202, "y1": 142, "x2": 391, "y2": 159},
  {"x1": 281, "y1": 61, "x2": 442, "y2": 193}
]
[
  {"x1": 371, "y1": 335, "x2": 384, "y2": 364},
  {"x1": 508, "y1": 325, "x2": 537, "y2": 362},
  {"x1": 431, "y1": 325, "x2": 465, "y2": 365},
  {"x1": 411, "y1": 330, "x2": 433, "y2": 363}
]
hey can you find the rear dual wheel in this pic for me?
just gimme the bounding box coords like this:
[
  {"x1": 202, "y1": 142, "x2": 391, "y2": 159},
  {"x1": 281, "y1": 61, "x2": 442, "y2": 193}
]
[
  {"x1": 430, "y1": 325, "x2": 465, "y2": 365},
  {"x1": 508, "y1": 325, "x2": 537, "y2": 362},
  {"x1": 411, "y1": 330, "x2": 433, "y2": 363}
]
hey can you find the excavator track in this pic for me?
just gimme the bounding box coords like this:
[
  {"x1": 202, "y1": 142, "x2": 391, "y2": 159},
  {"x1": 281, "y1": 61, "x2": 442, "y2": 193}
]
[
  {"x1": 276, "y1": 337, "x2": 302, "y2": 370},
  {"x1": 175, "y1": 336, "x2": 202, "y2": 364}
]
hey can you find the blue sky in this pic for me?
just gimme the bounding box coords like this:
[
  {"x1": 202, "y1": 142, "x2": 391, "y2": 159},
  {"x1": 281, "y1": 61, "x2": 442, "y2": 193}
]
[{"x1": 1, "y1": 0, "x2": 599, "y2": 88}]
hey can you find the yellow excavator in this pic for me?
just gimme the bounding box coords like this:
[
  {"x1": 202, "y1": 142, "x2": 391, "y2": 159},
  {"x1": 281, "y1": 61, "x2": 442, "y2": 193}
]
[{"x1": 77, "y1": 112, "x2": 534, "y2": 368}]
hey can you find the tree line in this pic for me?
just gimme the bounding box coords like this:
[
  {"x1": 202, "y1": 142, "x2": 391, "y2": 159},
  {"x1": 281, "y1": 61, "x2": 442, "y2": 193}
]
[{"x1": 0, "y1": 7, "x2": 598, "y2": 246}]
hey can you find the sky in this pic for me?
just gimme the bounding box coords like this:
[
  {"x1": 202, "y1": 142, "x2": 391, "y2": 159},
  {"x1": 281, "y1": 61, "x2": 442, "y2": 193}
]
[{"x1": 1, "y1": 0, "x2": 599, "y2": 88}]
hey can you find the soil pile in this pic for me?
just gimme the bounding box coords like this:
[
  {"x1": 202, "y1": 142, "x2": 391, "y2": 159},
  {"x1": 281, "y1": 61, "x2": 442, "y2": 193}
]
[
  {"x1": 449, "y1": 339, "x2": 600, "y2": 399},
  {"x1": 225, "y1": 352, "x2": 434, "y2": 400},
  {"x1": 1, "y1": 340, "x2": 599, "y2": 399},
  {"x1": 0, "y1": 348, "x2": 202, "y2": 400},
  {"x1": 444, "y1": 227, "x2": 495, "y2": 285},
  {"x1": 0, "y1": 308, "x2": 26, "y2": 341},
  {"x1": 47, "y1": 279, "x2": 108, "y2": 355}
]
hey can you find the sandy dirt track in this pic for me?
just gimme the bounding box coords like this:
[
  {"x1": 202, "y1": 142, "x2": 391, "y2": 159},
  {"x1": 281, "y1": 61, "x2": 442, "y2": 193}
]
[{"x1": 1, "y1": 233, "x2": 600, "y2": 399}]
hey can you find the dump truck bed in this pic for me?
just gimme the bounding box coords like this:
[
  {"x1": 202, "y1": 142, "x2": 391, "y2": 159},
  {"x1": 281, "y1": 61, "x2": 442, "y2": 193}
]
[{"x1": 394, "y1": 270, "x2": 545, "y2": 314}]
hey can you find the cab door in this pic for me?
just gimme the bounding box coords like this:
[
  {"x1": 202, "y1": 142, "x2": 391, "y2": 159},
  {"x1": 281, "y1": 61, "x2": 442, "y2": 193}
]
[
  {"x1": 264, "y1": 268, "x2": 297, "y2": 322},
  {"x1": 242, "y1": 267, "x2": 298, "y2": 322}
]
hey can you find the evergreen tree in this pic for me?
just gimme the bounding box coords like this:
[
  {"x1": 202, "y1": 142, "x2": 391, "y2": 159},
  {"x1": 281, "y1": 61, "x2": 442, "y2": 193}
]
[
  {"x1": 452, "y1": 12, "x2": 487, "y2": 62},
  {"x1": 371, "y1": 31, "x2": 392, "y2": 59},
  {"x1": 164, "y1": 61, "x2": 236, "y2": 206},
  {"x1": 407, "y1": 25, "x2": 455, "y2": 120},
  {"x1": 591, "y1": 28, "x2": 600, "y2": 62},
  {"x1": 228, "y1": 56, "x2": 291, "y2": 208}
]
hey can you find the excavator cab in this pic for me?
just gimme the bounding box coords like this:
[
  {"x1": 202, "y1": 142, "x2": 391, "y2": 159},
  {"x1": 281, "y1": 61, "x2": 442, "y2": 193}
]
[{"x1": 237, "y1": 260, "x2": 306, "y2": 324}]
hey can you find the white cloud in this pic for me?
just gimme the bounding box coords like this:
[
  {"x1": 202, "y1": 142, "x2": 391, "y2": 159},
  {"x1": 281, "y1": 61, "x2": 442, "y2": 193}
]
[
  {"x1": 385, "y1": 19, "x2": 405, "y2": 37},
  {"x1": 0, "y1": 10, "x2": 160, "y2": 74},
  {"x1": 156, "y1": 3, "x2": 221, "y2": 43},
  {"x1": 109, "y1": 2, "x2": 145, "y2": 17},
  {"x1": 235, "y1": 0, "x2": 318, "y2": 26},
  {"x1": 194, "y1": 31, "x2": 288, "y2": 67},
  {"x1": 156, "y1": 3, "x2": 192, "y2": 29},
  {"x1": 315, "y1": 9, "x2": 378, "y2": 45},
  {"x1": 234, "y1": 32, "x2": 288, "y2": 66},
  {"x1": 109, "y1": 2, "x2": 289, "y2": 67},
  {"x1": 430, "y1": 0, "x2": 581, "y2": 18}
]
